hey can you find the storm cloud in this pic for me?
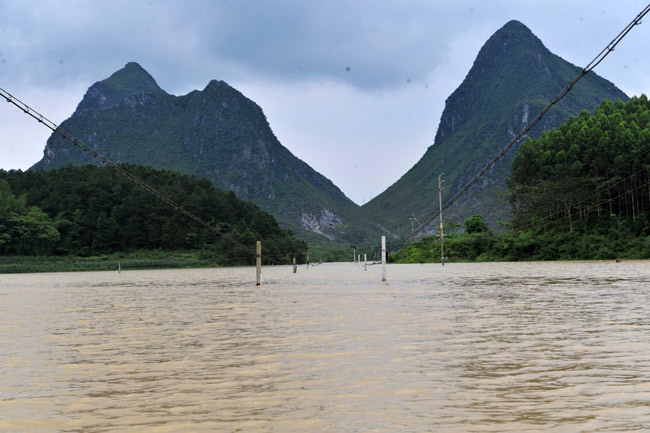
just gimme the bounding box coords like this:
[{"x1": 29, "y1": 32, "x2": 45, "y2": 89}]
[{"x1": 1, "y1": 0, "x2": 649, "y2": 203}]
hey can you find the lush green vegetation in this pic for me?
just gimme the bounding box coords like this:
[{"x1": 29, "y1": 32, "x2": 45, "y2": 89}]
[
  {"x1": 509, "y1": 96, "x2": 650, "y2": 232},
  {"x1": 392, "y1": 96, "x2": 650, "y2": 263},
  {"x1": 391, "y1": 215, "x2": 650, "y2": 263},
  {"x1": 0, "y1": 164, "x2": 308, "y2": 268}
]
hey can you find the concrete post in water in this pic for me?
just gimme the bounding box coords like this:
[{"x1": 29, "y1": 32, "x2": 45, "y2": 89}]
[
  {"x1": 293, "y1": 256, "x2": 297, "y2": 273},
  {"x1": 364, "y1": 253, "x2": 367, "y2": 271},
  {"x1": 353, "y1": 248, "x2": 356, "y2": 263},
  {"x1": 381, "y1": 236, "x2": 387, "y2": 283},
  {"x1": 256, "y1": 241, "x2": 262, "y2": 287},
  {"x1": 439, "y1": 174, "x2": 445, "y2": 266}
]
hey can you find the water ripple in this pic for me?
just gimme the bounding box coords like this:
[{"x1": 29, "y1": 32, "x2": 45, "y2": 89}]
[{"x1": 1, "y1": 262, "x2": 650, "y2": 432}]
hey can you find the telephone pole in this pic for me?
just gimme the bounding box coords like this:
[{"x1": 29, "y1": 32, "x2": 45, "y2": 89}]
[{"x1": 439, "y1": 174, "x2": 445, "y2": 266}]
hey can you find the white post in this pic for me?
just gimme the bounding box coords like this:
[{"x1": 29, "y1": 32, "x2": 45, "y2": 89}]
[
  {"x1": 256, "y1": 241, "x2": 261, "y2": 286},
  {"x1": 439, "y1": 174, "x2": 445, "y2": 266},
  {"x1": 353, "y1": 248, "x2": 356, "y2": 263},
  {"x1": 293, "y1": 256, "x2": 297, "y2": 273},
  {"x1": 364, "y1": 253, "x2": 367, "y2": 271},
  {"x1": 381, "y1": 236, "x2": 387, "y2": 283}
]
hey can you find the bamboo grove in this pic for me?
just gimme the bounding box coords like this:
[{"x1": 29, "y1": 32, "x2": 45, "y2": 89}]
[{"x1": 508, "y1": 95, "x2": 650, "y2": 234}]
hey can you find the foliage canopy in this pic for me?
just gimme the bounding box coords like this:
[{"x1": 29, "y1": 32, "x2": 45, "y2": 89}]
[{"x1": 1, "y1": 165, "x2": 308, "y2": 264}]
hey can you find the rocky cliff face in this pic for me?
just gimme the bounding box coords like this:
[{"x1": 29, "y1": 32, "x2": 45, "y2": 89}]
[
  {"x1": 299, "y1": 208, "x2": 344, "y2": 240},
  {"x1": 31, "y1": 63, "x2": 373, "y2": 244},
  {"x1": 361, "y1": 20, "x2": 628, "y2": 234}
]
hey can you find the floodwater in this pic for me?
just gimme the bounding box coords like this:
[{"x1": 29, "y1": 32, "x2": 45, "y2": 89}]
[{"x1": 1, "y1": 262, "x2": 650, "y2": 432}]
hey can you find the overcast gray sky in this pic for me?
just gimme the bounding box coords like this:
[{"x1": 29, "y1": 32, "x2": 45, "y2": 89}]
[{"x1": 1, "y1": 0, "x2": 649, "y2": 204}]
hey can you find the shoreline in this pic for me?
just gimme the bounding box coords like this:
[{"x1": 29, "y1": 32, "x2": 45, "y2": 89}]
[
  {"x1": 2, "y1": 254, "x2": 645, "y2": 274},
  {"x1": 0, "y1": 251, "x2": 255, "y2": 274}
]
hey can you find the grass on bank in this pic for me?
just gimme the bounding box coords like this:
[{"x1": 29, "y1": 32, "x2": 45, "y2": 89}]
[{"x1": 0, "y1": 250, "x2": 259, "y2": 274}]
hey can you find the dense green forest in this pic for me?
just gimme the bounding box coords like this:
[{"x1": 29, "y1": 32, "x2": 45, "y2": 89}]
[
  {"x1": 509, "y1": 95, "x2": 650, "y2": 231},
  {"x1": 0, "y1": 164, "x2": 307, "y2": 265},
  {"x1": 392, "y1": 95, "x2": 650, "y2": 263}
]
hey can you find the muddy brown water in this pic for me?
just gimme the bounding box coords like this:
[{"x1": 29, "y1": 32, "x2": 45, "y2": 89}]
[{"x1": 1, "y1": 261, "x2": 650, "y2": 432}]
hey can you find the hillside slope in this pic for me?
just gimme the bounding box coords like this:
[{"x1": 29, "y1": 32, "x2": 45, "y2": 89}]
[
  {"x1": 31, "y1": 62, "x2": 375, "y2": 246},
  {"x1": 361, "y1": 20, "x2": 628, "y2": 236}
]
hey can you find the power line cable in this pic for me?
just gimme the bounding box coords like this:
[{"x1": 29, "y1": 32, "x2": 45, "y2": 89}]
[{"x1": 393, "y1": 3, "x2": 650, "y2": 249}]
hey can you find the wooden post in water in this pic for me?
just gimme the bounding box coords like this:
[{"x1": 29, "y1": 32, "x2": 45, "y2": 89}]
[
  {"x1": 256, "y1": 241, "x2": 261, "y2": 287},
  {"x1": 381, "y1": 236, "x2": 387, "y2": 283},
  {"x1": 293, "y1": 256, "x2": 297, "y2": 273}
]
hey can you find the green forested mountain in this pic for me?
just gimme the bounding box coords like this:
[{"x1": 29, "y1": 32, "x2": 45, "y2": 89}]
[
  {"x1": 361, "y1": 20, "x2": 628, "y2": 236},
  {"x1": 0, "y1": 165, "x2": 307, "y2": 263},
  {"x1": 30, "y1": 62, "x2": 376, "y2": 247},
  {"x1": 391, "y1": 96, "x2": 650, "y2": 263},
  {"x1": 26, "y1": 22, "x2": 631, "y2": 250}
]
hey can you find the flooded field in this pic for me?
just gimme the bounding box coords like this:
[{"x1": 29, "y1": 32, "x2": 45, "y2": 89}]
[{"x1": 1, "y1": 261, "x2": 650, "y2": 432}]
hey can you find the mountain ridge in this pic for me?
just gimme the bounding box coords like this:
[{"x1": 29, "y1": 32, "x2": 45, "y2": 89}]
[
  {"x1": 29, "y1": 20, "x2": 630, "y2": 248},
  {"x1": 361, "y1": 20, "x2": 628, "y2": 235},
  {"x1": 75, "y1": 62, "x2": 167, "y2": 112},
  {"x1": 30, "y1": 62, "x2": 374, "y2": 247}
]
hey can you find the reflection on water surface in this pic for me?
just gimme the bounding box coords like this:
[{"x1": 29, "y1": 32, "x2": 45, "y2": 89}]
[{"x1": 1, "y1": 261, "x2": 650, "y2": 432}]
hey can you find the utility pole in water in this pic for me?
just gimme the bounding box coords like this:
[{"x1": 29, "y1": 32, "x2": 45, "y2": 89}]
[
  {"x1": 439, "y1": 174, "x2": 445, "y2": 266},
  {"x1": 381, "y1": 236, "x2": 387, "y2": 283},
  {"x1": 256, "y1": 241, "x2": 262, "y2": 286}
]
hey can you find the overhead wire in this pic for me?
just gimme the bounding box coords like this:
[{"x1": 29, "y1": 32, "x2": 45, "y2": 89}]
[{"x1": 393, "y1": 3, "x2": 650, "y2": 249}]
